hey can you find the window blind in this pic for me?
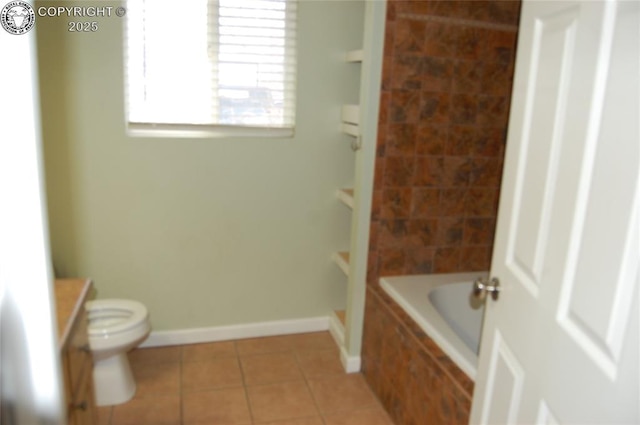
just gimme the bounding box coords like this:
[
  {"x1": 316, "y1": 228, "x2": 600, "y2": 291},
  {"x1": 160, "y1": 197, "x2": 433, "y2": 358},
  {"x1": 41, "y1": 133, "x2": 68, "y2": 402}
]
[{"x1": 125, "y1": 0, "x2": 297, "y2": 136}]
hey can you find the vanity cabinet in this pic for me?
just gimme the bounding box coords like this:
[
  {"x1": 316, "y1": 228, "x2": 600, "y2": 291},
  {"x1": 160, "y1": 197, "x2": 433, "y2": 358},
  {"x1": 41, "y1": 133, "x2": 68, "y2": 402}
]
[{"x1": 55, "y1": 278, "x2": 97, "y2": 425}]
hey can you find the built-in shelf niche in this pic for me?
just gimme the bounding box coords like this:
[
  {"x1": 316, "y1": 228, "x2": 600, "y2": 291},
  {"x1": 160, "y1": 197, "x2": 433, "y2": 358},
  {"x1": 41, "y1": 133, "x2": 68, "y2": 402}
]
[
  {"x1": 345, "y1": 49, "x2": 364, "y2": 63},
  {"x1": 336, "y1": 188, "x2": 354, "y2": 209},
  {"x1": 341, "y1": 104, "x2": 360, "y2": 137},
  {"x1": 330, "y1": 309, "x2": 346, "y2": 347},
  {"x1": 331, "y1": 251, "x2": 350, "y2": 277},
  {"x1": 327, "y1": 1, "x2": 385, "y2": 374}
]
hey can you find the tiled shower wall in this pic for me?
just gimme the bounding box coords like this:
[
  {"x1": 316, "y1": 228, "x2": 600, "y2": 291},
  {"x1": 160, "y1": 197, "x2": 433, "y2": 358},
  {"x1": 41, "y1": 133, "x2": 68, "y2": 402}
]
[{"x1": 362, "y1": 1, "x2": 521, "y2": 424}]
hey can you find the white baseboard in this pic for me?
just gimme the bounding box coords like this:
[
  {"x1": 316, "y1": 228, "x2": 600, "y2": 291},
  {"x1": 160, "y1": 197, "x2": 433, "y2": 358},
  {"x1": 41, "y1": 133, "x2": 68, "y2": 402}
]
[
  {"x1": 327, "y1": 313, "x2": 361, "y2": 373},
  {"x1": 340, "y1": 345, "x2": 361, "y2": 373},
  {"x1": 139, "y1": 316, "x2": 330, "y2": 348}
]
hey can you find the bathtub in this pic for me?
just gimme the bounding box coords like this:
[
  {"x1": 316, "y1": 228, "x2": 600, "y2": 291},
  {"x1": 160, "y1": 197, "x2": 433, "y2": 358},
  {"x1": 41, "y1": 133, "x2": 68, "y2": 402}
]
[{"x1": 379, "y1": 271, "x2": 488, "y2": 380}]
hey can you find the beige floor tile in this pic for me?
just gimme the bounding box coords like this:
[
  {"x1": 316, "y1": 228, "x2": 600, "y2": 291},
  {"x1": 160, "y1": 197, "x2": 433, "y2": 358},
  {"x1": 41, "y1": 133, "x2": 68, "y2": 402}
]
[
  {"x1": 182, "y1": 357, "x2": 243, "y2": 392},
  {"x1": 289, "y1": 332, "x2": 337, "y2": 352},
  {"x1": 254, "y1": 417, "x2": 324, "y2": 425},
  {"x1": 236, "y1": 335, "x2": 294, "y2": 356},
  {"x1": 132, "y1": 362, "x2": 180, "y2": 397},
  {"x1": 96, "y1": 406, "x2": 112, "y2": 425},
  {"x1": 308, "y1": 374, "x2": 379, "y2": 414},
  {"x1": 183, "y1": 341, "x2": 237, "y2": 362},
  {"x1": 296, "y1": 349, "x2": 345, "y2": 379},
  {"x1": 240, "y1": 352, "x2": 303, "y2": 385},
  {"x1": 108, "y1": 338, "x2": 393, "y2": 425},
  {"x1": 129, "y1": 346, "x2": 181, "y2": 366},
  {"x1": 111, "y1": 394, "x2": 180, "y2": 425},
  {"x1": 323, "y1": 406, "x2": 395, "y2": 425},
  {"x1": 247, "y1": 381, "x2": 319, "y2": 423},
  {"x1": 182, "y1": 387, "x2": 251, "y2": 425}
]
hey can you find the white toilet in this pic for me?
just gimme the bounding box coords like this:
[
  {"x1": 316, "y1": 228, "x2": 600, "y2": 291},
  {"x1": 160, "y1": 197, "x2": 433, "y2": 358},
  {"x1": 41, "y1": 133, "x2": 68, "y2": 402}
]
[{"x1": 85, "y1": 299, "x2": 151, "y2": 406}]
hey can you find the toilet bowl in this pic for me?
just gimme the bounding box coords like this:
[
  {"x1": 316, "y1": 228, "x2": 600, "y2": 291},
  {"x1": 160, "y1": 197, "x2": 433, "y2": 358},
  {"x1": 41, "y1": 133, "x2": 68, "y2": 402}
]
[{"x1": 86, "y1": 299, "x2": 151, "y2": 406}]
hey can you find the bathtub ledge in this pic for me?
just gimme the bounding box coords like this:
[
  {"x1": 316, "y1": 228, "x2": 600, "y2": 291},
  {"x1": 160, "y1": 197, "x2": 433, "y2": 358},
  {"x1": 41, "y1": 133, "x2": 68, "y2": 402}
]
[{"x1": 379, "y1": 272, "x2": 485, "y2": 381}]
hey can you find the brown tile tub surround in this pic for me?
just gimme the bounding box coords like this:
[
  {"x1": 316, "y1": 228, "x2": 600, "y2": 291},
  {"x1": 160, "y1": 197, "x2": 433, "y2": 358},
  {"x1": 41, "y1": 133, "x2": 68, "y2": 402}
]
[
  {"x1": 370, "y1": 0, "x2": 520, "y2": 279},
  {"x1": 364, "y1": 285, "x2": 474, "y2": 425},
  {"x1": 363, "y1": 1, "x2": 521, "y2": 424}
]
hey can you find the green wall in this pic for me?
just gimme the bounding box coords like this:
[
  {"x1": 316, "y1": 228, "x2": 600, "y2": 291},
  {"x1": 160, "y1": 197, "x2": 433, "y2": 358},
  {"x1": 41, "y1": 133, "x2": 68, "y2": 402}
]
[{"x1": 37, "y1": 1, "x2": 364, "y2": 331}]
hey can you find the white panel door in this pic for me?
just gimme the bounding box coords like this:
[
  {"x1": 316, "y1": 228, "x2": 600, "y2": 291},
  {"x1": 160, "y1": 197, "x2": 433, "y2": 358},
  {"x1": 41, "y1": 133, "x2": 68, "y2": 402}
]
[
  {"x1": 0, "y1": 18, "x2": 65, "y2": 425},
  {"x1": 470, "y1": 0, "x2": 639, "y2": 423}
]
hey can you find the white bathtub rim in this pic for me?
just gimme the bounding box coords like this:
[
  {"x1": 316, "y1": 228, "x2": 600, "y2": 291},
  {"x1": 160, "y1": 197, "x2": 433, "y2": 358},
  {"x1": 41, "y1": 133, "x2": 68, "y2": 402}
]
[{"x1": 379, "y1": 271, "x2": 487, "y2": 381}]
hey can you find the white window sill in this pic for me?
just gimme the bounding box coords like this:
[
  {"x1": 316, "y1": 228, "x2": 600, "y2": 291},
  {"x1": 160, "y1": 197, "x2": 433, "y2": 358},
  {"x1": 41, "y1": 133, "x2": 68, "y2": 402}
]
[{"x1": 127, "y1": 123, "x2": 295, "y2": 139}]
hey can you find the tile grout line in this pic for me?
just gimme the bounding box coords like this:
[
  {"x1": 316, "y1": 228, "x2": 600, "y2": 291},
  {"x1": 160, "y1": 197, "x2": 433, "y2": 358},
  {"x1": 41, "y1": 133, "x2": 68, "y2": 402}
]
[
  {"x1": 179, "y1": 346, "x2": 184, "y2": 425},
  {"x1": 235, "y1": 342, "x2": 258, "y2": 424},
  {"x1": 234, "y1": 341, "x2": 262, "y2": 425},
  {"x1": 293, "y1": 348, "x2": 327, "y2": 424},
  {"x1": 397, "y1": 12, "x2": 519, "y2": 32}
]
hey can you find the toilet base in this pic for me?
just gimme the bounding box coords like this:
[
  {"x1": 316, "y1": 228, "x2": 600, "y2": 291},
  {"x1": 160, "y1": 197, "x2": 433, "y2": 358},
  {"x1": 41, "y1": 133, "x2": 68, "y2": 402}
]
[{"x1": 92, "y1": 352, "x2": 136, "y2": 406}]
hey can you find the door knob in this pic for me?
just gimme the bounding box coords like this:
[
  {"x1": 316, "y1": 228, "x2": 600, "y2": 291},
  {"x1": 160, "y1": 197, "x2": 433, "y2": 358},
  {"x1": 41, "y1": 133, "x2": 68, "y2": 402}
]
[{"x1": 473, "y1": 277, "x2": 501, "y2": 301}]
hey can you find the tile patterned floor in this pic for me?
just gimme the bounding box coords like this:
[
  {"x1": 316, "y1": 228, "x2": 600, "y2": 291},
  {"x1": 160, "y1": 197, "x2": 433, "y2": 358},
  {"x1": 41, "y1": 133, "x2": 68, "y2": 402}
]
[{"x1": 96, "y1": 332, "x2": 395, "y2": 425}]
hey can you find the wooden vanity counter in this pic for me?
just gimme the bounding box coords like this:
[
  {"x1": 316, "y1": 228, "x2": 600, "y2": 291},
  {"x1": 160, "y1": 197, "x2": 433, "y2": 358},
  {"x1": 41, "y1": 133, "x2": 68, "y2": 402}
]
[
  {"x1": 54, "y1": 278, "x2": 94, "y2": 349},
  {"x1": 54, "y1": 278, "x2": 97, "y2": 425}
]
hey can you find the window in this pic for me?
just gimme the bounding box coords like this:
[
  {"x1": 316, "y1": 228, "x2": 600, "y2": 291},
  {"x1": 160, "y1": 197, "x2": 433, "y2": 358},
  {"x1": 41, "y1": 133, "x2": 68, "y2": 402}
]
[{"x1": 125, "y1": 0, "x2": 297, "y2": 137}]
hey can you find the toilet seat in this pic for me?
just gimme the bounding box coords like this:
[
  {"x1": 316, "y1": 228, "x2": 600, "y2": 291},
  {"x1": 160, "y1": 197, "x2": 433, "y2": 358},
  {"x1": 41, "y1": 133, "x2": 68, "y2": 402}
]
[{"x1": 86, "y1": 299, "x2": 148, "y2": 336}]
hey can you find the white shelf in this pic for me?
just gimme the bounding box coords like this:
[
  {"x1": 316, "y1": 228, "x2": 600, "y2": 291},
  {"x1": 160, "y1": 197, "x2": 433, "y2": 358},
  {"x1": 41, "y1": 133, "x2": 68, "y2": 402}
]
[
  {"x1": 332, "y1": 251, "x2": 350, "y2": 277},
  {"x1": 345, "y1": 49, "x2": 364, "y2": 63},
  {"x1": 341, "y1": 123, "x2": 359, "y2": 137},
  {"x1": 341, "y1": 104, "x2": 360, "y2": 138},
  {"x1": 336, "y1": 188, "x2": 354, "y2": 209},
  {"x1": 341, "y1": 105, "x2": 360, "y2": 125}
]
